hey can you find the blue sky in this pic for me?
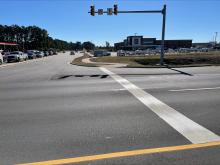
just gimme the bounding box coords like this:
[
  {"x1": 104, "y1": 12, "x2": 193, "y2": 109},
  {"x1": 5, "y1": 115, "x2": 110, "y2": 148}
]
[{"x1": 0, "y1": 0, "x2": 220, "y2": 46}]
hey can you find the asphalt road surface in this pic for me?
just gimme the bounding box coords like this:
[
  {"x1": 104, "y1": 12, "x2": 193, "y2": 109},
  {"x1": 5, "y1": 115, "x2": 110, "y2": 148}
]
[{"x1": 0, "y1": 52, "x2": 220, "y2": 165}]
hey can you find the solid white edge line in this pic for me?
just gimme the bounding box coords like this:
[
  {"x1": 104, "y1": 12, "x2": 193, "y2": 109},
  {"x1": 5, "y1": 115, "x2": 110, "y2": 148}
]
[
  {"x1": 169, "y1": 87, "x2": 220, "y2": 92},
  {"x1": 100, "y1": 67, "x2": 220, "y2": 144}
]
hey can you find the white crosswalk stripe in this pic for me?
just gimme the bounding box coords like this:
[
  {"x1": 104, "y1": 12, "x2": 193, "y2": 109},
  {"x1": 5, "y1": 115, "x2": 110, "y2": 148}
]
[{"x1": 100, "y1": 67, "x2": 220, "y2": 144}]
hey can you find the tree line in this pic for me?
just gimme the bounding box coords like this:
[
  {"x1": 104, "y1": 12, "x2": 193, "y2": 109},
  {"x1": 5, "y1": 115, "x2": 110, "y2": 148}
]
[{"x1": 0, "y1": 24, "x2": 95, "y2": 51}]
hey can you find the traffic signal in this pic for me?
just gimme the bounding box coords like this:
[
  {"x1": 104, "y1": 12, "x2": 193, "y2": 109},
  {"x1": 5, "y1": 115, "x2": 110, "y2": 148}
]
[
  {"x1": 98, "y1": 9, "x2": 104, "y2": 15},
  {"x1": 107, "y1": 8, "x2": 113, "y2": 15},
  {"x1": 114, "y1": 4, "x2": 118, "y2": 15},
  {"x1": 90, "y1": 5, "x2": 95, "y2": 16}
]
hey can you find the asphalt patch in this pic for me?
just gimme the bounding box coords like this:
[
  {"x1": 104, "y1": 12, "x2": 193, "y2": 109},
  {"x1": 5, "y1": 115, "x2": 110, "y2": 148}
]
[{"x1": 51, "y1": 74, "x2": 109, "y2": 80}]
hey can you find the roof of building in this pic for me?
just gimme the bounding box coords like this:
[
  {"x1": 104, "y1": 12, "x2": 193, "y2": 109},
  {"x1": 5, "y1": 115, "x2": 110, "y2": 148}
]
[
  {"x1": 127, "y1": 36, "x2": 143, "y2": 38},
  {"x1": 0, "y1": 42, "x2": 18, "y2": 46}
]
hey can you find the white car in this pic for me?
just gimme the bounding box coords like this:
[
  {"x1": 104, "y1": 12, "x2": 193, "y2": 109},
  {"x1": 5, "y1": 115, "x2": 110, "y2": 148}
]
[{"x1": 7, "y1": 51, "x2": 27, "y2": 63}]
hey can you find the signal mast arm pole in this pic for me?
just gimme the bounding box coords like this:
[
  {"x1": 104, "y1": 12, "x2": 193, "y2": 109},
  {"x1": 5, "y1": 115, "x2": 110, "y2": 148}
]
[
  {"x1": 89, "y1": 4, "x2": 167, "y2": 65},
  {"x1": 160, "y1": 5, "x2": 166, "y2": 65}
]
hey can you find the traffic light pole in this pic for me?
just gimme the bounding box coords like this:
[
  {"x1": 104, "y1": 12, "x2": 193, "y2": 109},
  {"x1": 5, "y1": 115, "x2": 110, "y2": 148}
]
[
  {"x1": 89, "y1": 5, "x2": 167, "y2": 65},
  {"x1": 161, "y1": 5, "x2": 166, "y2": 65}
]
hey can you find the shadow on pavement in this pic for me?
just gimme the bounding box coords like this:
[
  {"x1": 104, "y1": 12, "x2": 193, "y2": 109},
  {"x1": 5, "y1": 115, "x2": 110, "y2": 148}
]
[
  {"x1": 51, "y1": 67, "x2": 193, "y2": 80},
  {"x1": 166, "y1": 66, "x2": 193, "y2": 76}
]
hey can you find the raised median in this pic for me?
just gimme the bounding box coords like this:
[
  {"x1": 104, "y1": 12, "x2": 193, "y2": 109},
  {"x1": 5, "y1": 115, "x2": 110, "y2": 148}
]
[{"x1": 72, "y1": 51, "x2": 220, "y2": 68}]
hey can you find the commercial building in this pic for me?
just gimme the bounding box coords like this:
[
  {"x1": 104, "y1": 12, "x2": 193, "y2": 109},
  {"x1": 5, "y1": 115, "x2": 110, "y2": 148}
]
[
  {"x1": 114, "y1": 36, "x2": 192, "y2": 50},
  {"x1": 192, "y1": 42, "x2": 214, "y2": 48}
]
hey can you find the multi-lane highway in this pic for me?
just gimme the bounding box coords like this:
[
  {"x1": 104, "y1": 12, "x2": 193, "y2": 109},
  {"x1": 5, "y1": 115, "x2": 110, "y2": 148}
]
[{"x1": 0, "y1": 52, "x2": 220, "y2": 165}]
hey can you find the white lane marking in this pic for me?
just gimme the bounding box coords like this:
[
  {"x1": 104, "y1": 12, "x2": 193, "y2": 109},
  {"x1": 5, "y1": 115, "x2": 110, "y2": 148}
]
[
  {"x1": 112, "y1": 88, "x2": 148, "y2": 92},
  {"x1": 197, "y1": 74, "x2": 220, "y2": 76},
  {"x1": 100, "y1": 67, "x2": 220, "y2": 144},
  {"x1": 112, "y1": 88, "x2": 129, "y2": 91},
  {"x1": 169, "y1": 87, "x2": 220, "y2": 92}
]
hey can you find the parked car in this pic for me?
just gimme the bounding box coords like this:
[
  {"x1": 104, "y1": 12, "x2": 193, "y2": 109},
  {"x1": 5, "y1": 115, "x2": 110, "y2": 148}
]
[
  {"x1": 135, "y1": 50, "x2": 144, "y2": 55},
  {"x1": 7, "y1": 51, "x2": 27, "y2": 63},
  {"x1": 70, "y1": 51, "x2": 75, "y2": 55},
  {"x1": 94, "y1": 50, "x2": 104, "y2": 57},
  {"x1": 48, "y1": 51, "x2": 53, "y2": 56},
  {"x1": 27, "y1": 50, "x2": 37, "y2": 59},
  {"x1": 43, "y1": 51, "x2": 49, "y2": 56},
  {"x1": 1, "y1": 50, "x2": 10, "y2": 62},
  {"x1": 104, "y1": 51, "x2": 111, "y2": 56},
  {"x1": 201, "y1": 48, "x2": 209, "y2": 52},
  {"x1": 23, "y1": 53, "x2": 28, "y2": 60},
  {"x1": 53, "y1": 51, "x2": 57, "y2": 55},
  {"x1": 35, "y1": 51, "x2": 44, "y2": 58},
  {"x1": 178, "y1": 48, "x2": 190, "y2": 53}
]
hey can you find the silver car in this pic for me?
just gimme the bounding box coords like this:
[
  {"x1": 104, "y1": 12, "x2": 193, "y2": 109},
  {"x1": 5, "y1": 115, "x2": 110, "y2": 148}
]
[{"x1": 7, "y1": 51, "x2": 27, "y2": 63}]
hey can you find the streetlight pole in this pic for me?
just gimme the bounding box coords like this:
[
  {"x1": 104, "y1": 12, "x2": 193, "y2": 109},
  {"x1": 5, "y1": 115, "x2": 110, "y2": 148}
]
[
  {"x1": 215, "y1": 32, "x2": 218, "y2": 46},
  {"x1": 89, "y1": 4, "x2": 167, "y2": 66}
]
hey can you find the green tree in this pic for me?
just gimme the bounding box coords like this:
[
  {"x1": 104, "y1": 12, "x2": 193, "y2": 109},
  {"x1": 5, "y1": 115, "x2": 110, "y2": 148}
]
[
  {"x1": 82, "y1": 41, "x2": 95, "y2": 51},
  {"x1": 0, "y1": 24, "x2": 84, "y2": 51}
]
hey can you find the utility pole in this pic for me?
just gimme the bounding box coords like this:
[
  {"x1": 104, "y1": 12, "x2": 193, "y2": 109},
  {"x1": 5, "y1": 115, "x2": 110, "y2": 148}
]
[{"x1": 89, "y1": 4, "x2": 167, "y2": 65}]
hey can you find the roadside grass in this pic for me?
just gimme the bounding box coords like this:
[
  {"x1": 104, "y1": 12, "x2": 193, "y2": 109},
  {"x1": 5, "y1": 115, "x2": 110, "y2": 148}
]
[{"x1": 91, "y1": 52, "x2": 220, "y2": 67}]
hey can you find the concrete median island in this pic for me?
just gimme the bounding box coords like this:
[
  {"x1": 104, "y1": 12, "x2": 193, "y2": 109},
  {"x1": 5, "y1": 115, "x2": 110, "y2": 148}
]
[
  {"x1": 72, "y1": 52, "x2": 220, "y2": 68},
  {"x1": 71, "y1": 53, "x2": 97, "y2": 67}
]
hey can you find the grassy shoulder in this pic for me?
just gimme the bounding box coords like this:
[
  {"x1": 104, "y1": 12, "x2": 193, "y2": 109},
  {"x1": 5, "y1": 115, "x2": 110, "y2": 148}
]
[{"x1": 91, "y1": 52, "x2": 220, "y2": 68}]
